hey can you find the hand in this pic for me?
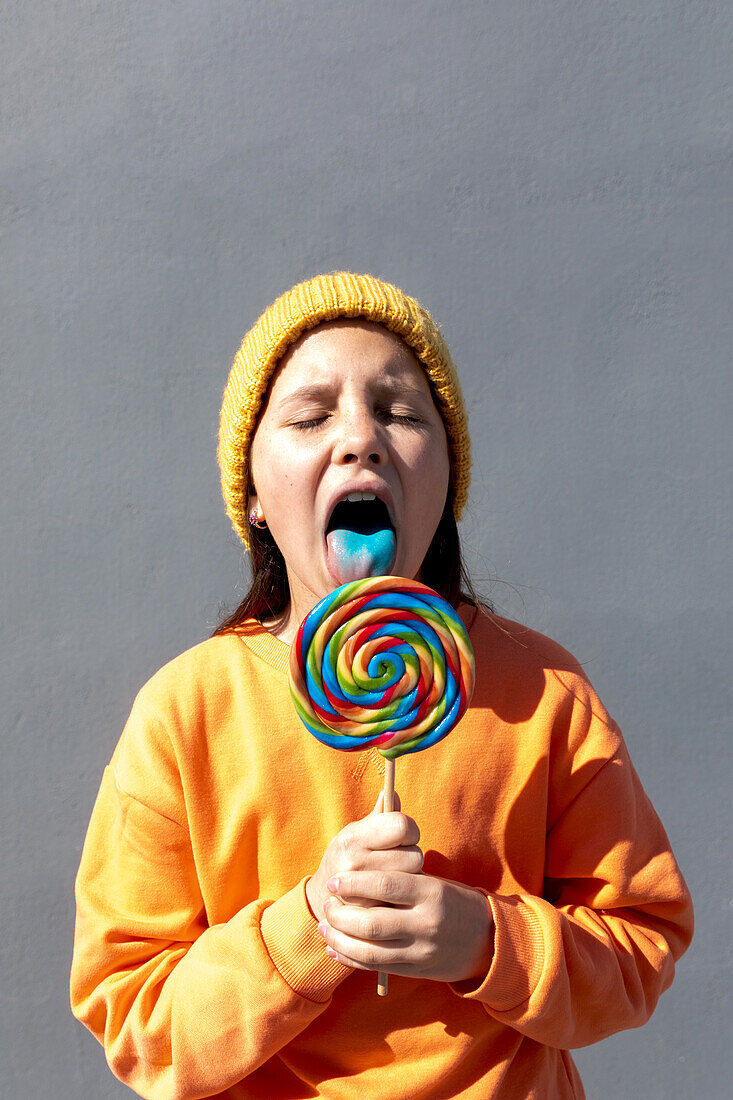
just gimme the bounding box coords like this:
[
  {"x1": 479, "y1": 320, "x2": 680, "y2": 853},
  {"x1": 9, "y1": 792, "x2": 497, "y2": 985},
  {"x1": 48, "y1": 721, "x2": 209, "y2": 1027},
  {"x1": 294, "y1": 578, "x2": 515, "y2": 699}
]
[
  {"x1": 305, "y1": 792, "x2": 423, "y2": 924},
  {"x1": 318, "y1": 870, "x2": 495, "y2": 985}
]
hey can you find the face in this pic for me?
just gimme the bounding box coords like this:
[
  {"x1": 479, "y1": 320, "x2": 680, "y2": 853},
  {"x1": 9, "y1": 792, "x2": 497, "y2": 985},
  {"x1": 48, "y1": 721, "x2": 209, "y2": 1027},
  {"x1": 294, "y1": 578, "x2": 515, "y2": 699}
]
[{"x1": 249, "y1": 320, "x2": 451, "y2": 631}]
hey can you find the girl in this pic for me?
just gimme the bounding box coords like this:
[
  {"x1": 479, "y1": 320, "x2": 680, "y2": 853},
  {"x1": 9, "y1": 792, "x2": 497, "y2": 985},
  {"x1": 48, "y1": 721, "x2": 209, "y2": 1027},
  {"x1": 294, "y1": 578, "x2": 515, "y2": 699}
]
[{"x1": 71, "y1": 272, "x2": 693, "y2": 1099}]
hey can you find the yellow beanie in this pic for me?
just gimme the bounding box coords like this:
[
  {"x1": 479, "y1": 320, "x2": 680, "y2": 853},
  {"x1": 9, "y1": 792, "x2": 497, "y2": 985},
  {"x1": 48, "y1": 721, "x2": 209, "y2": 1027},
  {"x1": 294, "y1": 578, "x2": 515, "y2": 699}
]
[{"x1": 219, "y1": 272, "x2": 471, "y2": 546}]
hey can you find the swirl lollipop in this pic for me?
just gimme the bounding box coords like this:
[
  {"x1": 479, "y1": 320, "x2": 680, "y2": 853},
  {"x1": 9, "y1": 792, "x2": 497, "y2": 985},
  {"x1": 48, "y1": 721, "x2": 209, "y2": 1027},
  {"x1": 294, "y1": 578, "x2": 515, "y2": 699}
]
[{"x1": 289, "y1": 575, "x2": 476, "y2": 994}]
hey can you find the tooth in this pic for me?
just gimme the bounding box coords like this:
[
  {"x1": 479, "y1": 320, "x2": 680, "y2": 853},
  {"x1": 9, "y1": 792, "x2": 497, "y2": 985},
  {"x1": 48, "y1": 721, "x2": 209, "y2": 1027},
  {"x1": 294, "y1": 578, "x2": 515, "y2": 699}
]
[{"x1": 345, "y1": 492, "x2": 376, "y2": 502}]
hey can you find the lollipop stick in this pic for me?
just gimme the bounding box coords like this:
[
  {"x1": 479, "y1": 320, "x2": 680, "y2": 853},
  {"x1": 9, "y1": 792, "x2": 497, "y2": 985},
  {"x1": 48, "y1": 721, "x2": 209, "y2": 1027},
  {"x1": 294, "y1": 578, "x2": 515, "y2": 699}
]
[
  {"x1": 383, "y1": 756, "x2": 395, "y2": 812},
  {"x1": 377, "y1": 757, "x2": 396, "y2": 997}
]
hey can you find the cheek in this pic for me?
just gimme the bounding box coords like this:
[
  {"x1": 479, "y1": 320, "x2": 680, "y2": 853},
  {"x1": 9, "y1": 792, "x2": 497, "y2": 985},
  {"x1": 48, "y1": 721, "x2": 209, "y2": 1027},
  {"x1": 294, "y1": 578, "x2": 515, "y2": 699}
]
[
  {"x1": 251, "y1": 437, "x2": 318, "y2": 524},
  {"x1": 416, "y1": 437, "x2": 450, "y2": 501},
  {"x1": 403, "y1": 440, "x2": 450, "y2": 542},
  {"x1": 250, "y1": 429, "x2": 286, "y2": 491}
]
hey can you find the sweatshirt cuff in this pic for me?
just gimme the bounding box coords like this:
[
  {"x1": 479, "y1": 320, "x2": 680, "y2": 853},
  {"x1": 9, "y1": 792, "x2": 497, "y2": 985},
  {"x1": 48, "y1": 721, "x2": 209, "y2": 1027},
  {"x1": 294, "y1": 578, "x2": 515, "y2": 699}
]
[
  {"x1": 450, "y1": 893, "x2": 545, "y2": 1012},
  {"x1": 260, "y1": 877, "x2": 351, "y2": 1003}
]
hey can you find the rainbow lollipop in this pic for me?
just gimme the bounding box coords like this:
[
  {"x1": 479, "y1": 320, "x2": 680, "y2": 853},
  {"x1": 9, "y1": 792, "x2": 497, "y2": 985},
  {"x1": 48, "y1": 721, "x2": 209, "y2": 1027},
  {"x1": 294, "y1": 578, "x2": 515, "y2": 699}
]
[{"x1": 289, "y1": 575, "x2": 476, "y2": 995}]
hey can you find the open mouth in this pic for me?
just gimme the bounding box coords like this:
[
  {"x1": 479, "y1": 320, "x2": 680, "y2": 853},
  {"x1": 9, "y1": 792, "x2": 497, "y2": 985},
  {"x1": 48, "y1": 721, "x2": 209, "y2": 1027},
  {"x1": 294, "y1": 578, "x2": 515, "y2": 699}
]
[
  {"x1": 325, "y1": 493, "x2": 397, "y2": 583},
  {"x1": 326, "y1": 494, "x2": 395, "y2": 538}
]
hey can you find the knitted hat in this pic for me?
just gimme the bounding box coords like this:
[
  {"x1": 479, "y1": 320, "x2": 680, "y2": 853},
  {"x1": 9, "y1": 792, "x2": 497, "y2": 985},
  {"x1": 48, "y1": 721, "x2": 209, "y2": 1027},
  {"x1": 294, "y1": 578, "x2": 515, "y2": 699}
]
[{"x1": 219, "y1": 272, "x2": 470, "y2": 546}]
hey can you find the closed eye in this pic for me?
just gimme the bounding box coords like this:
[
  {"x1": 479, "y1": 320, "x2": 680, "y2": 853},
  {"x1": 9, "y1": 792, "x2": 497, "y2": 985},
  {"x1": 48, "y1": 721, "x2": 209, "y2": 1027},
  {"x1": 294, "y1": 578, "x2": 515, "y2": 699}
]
[
  {"x1": 380, "y1": 410, "x2": 423, "y2": 425},
  {"x1": 292, "y1": 415, "x2": 330, "y2": 430},
  {"x1": 292, "y1": 411, "x2": 421, "y2": 430}
]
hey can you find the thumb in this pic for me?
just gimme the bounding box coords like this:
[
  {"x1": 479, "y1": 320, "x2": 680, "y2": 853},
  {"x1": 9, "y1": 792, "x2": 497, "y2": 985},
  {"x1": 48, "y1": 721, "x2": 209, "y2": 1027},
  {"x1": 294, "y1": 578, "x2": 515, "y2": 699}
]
[{"x1": 372, "y1": 789, "x2": 402, "y2": 814}]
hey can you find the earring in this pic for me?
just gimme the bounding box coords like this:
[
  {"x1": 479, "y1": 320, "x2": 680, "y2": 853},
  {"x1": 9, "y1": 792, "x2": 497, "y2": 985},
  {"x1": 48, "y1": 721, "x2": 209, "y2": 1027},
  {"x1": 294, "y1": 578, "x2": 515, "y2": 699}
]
[{"x1": 249, "y1": 510, "x2": 267, "y2": 529}]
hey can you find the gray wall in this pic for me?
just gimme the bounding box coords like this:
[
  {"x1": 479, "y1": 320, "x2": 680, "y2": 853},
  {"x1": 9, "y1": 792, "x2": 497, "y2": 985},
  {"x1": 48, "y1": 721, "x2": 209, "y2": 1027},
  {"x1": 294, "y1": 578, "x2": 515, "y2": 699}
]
[{"x1": 2, "y1": 2, "x2": 730, "y2": 1096}]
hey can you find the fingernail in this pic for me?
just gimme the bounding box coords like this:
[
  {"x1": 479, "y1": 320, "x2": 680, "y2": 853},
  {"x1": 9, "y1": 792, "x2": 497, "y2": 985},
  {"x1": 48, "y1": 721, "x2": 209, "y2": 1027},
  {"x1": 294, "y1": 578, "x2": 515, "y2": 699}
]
[
  {"x1": 323, "y1": 898, "x2": 331, "y2": 914},
  {"x1": 317, "y1": 921, "x2": 327, "y2": 937},
  {"x1": 325, "y1": 946, "x2": 338, "y2": 959},
  {"x1": 327, "y1": 877, "x2": 339, "y2": 893}
]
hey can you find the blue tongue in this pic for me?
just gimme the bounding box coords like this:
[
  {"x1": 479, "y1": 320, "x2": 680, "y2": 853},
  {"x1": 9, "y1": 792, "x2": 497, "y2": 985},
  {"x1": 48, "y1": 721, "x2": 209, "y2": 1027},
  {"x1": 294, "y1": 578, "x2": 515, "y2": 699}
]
[{"x1": 327, "y1": 527, "x2": 396, "y2": 583}]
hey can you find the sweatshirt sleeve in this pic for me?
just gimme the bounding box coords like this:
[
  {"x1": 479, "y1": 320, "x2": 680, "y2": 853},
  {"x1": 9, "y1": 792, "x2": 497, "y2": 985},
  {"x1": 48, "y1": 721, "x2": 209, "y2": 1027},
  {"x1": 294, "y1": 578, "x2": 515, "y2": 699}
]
[
  {"x1": 452, "y1": 679, "x2": 693, "y2": 1049},
  {"x1": 70, "y1": 696, "x2": 351, "y2": 1100}
]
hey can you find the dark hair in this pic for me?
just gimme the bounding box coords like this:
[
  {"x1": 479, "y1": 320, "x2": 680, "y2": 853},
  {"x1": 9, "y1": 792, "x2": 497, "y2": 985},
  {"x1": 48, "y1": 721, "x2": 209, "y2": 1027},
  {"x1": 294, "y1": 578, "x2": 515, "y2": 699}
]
[{"x1": 212, "y1": 490, "x2": 482, "y2": 636}]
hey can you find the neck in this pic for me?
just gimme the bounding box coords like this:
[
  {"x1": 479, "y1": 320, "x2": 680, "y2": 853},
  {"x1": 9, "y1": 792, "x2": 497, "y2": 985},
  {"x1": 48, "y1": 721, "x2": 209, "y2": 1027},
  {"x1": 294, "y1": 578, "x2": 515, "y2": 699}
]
[
  {"x1": 266, "y1": 566, "x2": 431, "y2": 646},
  {"x1": 262, "y1": 574, "x2": 322, "y2": 646},
  {"x1": 261, "y1": 606, "x2": 297, "y2": 646},
  {"x1": 269, "y1": 569, "x2": 336, "y2": 646}
]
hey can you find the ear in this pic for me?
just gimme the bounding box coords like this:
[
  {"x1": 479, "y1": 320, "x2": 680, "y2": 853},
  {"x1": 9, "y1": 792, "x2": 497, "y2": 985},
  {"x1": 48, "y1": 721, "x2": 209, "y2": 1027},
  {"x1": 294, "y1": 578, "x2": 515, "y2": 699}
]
[{"x1": 247, "y1": 488, "x2": 265, "y2": 528}]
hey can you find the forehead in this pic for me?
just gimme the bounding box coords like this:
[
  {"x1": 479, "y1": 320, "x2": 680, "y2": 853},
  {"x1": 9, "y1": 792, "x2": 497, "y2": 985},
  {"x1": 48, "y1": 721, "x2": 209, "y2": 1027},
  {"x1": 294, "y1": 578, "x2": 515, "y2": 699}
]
[{"x1": 267, "y1": 319, "x2": 428, "y2": 396}]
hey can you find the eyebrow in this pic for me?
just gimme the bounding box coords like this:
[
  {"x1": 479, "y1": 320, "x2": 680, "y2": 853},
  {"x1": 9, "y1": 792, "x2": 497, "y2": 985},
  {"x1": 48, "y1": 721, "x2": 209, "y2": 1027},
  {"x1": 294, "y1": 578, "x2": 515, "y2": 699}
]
[
  {"x1": 277, "y1": 378, "x2": 430, "y2": 408},
  {"x1": 277, "y1": 384, "x2": 333, "y2": 407}
]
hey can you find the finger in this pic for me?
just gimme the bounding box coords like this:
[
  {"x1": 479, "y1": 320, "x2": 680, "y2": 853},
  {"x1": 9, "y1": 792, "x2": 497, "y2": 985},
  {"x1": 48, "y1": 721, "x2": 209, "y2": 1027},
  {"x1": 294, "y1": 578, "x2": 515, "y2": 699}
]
[
  {"x1": 372, "y1": 789, "x2": 402, "y2": 814},
  {"x1": 322, "y1": 947, "x2": 421, "y2": 977},
  {"x1": 324, "y1": 899, "x2": 414, "y2": 943},
  {"x1": 363, "y1": 844, "x2": 423, "y2": 875},
  {"x1": 322, "y1": 945, "x2": 391, "y2": 973},
  {"x1": 319, "y1": 923, "x2": 410, "y2": 972},
  {"x1": 346, "y1": 811, "x2": 420, "y2": 853},
  {"x1": 328, "y1": 869, "x2": 425, "y2": 907}
]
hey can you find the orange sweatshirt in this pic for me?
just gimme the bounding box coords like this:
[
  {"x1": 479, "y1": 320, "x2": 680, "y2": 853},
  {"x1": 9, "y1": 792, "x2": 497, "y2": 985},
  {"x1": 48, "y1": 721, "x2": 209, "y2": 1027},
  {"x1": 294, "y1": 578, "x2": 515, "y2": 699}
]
[{"x1": 70, "y1": 608, "x2": 693, "y2": 1099}]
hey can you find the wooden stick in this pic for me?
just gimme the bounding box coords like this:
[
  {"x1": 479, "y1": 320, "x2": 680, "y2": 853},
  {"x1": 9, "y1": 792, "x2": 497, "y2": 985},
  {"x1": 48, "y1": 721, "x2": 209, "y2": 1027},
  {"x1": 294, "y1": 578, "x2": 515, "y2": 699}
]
[{"x1": 377, "y1": 756, "x2": 395, "y2": 997}]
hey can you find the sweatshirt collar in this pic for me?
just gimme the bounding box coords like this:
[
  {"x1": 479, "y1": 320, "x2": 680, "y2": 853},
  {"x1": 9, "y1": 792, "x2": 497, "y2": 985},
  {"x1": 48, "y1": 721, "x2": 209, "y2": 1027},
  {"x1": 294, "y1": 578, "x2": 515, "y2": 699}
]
[{"x1": 235, "y1": 620, "x2": 291, "y2": 675}]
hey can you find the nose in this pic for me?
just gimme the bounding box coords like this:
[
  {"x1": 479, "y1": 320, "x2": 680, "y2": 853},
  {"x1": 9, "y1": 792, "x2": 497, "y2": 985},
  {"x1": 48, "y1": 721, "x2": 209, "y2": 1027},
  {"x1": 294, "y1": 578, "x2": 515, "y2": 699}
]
[{"x1": 333, "y1": 405, "x2": 386, "y2": 467}]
